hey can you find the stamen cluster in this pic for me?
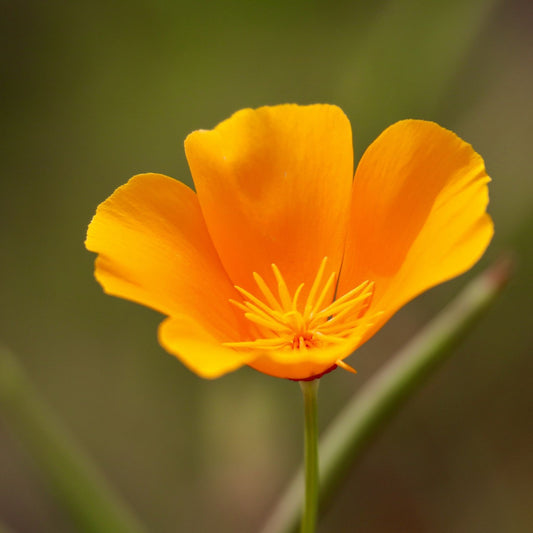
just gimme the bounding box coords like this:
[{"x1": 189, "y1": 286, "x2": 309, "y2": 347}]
[{"x1": 226, "y1": 258, "x2": 374, "y2": 352}]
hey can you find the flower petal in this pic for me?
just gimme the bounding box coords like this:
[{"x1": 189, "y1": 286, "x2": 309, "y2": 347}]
[
  {"x1": 184, "y1": 104, "x2": 353, "y2": 297},
  {"x1": 338, "y1": 120, "x2": 493, "y2": 342},
  {"x1": 85, "y1": 173, "x2": 249, "y2": 345},
  {"x1": 159, "y1": 316, "x2": 255, "y2": 379}
]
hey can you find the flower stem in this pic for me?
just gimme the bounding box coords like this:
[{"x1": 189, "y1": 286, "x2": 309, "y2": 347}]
[{"x1": 299, "y1": 379, "x2": 319, "y2": 533}]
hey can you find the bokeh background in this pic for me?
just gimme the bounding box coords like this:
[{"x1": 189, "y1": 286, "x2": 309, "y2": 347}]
[{"x1": 1, "y1": 0, "x2": 532, "y2": 531}]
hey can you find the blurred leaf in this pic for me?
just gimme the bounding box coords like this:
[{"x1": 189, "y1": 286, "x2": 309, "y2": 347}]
[{"x1": 0, "y1": 346, "x2": 147, "y2": 533}]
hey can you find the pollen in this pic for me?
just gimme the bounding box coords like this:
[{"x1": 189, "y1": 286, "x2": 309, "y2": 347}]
[{"x1": 225, "y1": 258, "x2": 374, "y2": 360}]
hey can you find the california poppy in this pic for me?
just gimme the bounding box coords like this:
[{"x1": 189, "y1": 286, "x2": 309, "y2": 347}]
[{"x1": 86, "y1": 104, "x2": 492, "y2": 380}]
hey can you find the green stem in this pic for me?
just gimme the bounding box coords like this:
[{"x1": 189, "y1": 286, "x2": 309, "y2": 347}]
[
  {"x1": 259, "y1": 257, "x2": 512, "y2": 533},
  {"x1": 0, "y1": 346, "x2": 147, "y2": 533},
  {"x1": 299, "y1": 380, "x2": 319, "y2": 533}
]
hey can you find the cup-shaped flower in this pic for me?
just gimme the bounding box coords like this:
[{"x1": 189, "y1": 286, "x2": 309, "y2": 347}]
[{"x1": 86, "y1": 104, "x2": 493, "y2": 380}]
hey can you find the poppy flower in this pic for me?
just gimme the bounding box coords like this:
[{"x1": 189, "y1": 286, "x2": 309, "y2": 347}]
[{"x1": 86, "y1": 104, "x2": 493, "y2": 380}]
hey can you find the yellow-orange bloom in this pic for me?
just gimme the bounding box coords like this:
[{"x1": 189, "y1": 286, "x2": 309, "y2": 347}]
[{"x1": 86, "y1": 104, "x2": 493, "y2": 380}]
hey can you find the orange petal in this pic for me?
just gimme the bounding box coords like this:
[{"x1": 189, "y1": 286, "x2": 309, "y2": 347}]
[
  {"x1": 85, "y1": 173, "x2": 249, "y2": 348},
  {"x1": 338, "y1": 120, "x2": 493, "y2": 343},
  {"x1": 184, "y1": 104, "x2": 353, "y2": 298},
  {"x1": 248, "y1": 357, "x2": 336, "y2": 381},
  {"x1": 159, "y1": 316, "x2": 255, "y2": 379}
]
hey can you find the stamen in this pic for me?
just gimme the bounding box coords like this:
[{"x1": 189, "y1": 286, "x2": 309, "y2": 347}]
[
  {"x1": 234, "y1": 285, "x2": 277, "y2": 317},
  {"x1": 243, "y1": 311, "x2": 291, "y2": 333},
  {"x1": 225, "y1": 337, "x2": 290, "y2": 349},
  {"x1": 242, "y1": 301, "x2": 286, "y2": 329},
  {"x1": 303, "y1": 256, "x2": 328, "y2": 318},
  {"x1": 314, "y1": 332, "x2": 349, "y2": 344},
  {"x1": 292, "y1": 283, "x2": 305, "y2": 312},
  {"x1": 310, "y1": 271, "x2": 337, "y2": 318},
  {"x1": 271, "y1": 264, "x2": 293, "y2": 310},
  {"x1": 298, "y1": 336, "x2": 308, "y2": 351},
  {"x1": 253, "y1": 271, "x2": 282, "y2": 312},
  {"x1": 224, "y1": 258, "x2": 375, "y2": 362},
  {"x1": 336, "y1": 359, "x2": 357, "y2": 374},
  {"x1": 229, "y1": 298, "x2": 250, "y2": 314},
  {"x1": 314, "y1": 281, "x2": 373, "y2": 319}
]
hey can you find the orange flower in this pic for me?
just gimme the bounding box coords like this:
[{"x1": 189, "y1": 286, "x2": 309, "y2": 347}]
[{"x1": 86, "y1": 104, "x2": 493, "y2": 380}]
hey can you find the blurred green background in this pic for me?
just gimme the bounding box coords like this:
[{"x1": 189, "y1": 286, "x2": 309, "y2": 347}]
[{"x1": 1, "y1": 0, "x2": 532, "y2": 531}]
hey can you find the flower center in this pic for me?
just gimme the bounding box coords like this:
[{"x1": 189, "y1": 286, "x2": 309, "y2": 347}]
[{"x1": 225, "y1": 257, "x2": 374, "y2": 356}]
